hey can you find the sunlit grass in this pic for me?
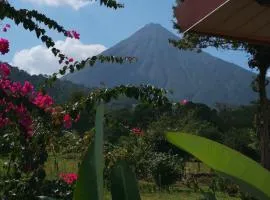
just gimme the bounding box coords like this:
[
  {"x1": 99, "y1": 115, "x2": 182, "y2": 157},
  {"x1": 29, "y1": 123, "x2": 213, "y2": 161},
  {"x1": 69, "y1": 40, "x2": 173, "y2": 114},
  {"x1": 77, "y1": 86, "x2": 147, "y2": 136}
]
[
  {"x1": 0, "y1": 156, "x2": 240, "y2": 200},
  {"x1": 44, "y1": 154, "x2": 80, "y2": 179}
]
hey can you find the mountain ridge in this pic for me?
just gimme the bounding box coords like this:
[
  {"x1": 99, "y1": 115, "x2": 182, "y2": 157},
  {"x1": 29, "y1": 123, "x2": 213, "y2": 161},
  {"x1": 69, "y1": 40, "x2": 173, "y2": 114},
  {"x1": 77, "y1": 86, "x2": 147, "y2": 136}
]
[{"x1": 64, "y1": 23, "x2": 262, "y2": 105}]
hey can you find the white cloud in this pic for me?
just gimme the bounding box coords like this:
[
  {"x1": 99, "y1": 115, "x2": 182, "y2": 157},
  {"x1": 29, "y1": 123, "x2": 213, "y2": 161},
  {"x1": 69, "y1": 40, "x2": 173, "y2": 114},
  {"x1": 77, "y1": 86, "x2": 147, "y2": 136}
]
[
  {"x1": 21, "y1": 0, "x2": 93, "y2": 10},
  {"x1": 11, "y1": 38, "x2": 106, "y2": 75}
]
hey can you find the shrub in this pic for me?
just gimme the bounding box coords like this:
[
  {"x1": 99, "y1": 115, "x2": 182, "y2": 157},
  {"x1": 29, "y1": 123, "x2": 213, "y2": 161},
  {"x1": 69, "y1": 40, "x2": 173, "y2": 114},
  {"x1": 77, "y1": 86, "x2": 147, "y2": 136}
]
[
  {"x1": 104, "y1": 144, "x2": 129, "y2": 188},
  {"x1": 39, "y1": 179, "x2": 75, "y2": 200},
  {"x1": 215, "y1": 176, "x2": 240, "y2": 197},
  {"x1": 150, "y1": 152, "x2": 183, "y2": 188}
]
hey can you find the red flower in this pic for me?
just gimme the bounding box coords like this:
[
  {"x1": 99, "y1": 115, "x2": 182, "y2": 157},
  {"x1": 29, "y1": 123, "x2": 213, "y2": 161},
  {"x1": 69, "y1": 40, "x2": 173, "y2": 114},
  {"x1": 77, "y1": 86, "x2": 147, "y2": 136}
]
[
  {"x1": 180, "y1": 99, "x2": 188, "y2": 105},
  {"x1": 66, "y1": 31, "x2": 73, "y2": 38},
  {"x1": 66, "y1": 30, "x2": 80, "y2": 39},
  {"x1": 0, "y1": 63, "x2": 10, "y2": 78},
  {"x1": 59, "y1": 173, "x2": 78, "y2": 185},
  {"x1": 33, "y1": 92, "x2": 54, "y2": 109},
  {"x1": 68, "y1": 58, "x2": 74, "y2": 63},
  {"x1": 21, "y1": 81, "x2": 34, "y2": 96},
  {"x1": 131, "y1": 127, "x2": 144, "y2": 136},
  {"x1": 63, "y1": 114, "x2": 72, "y2": 129},
  {"x1": 72, "y1": 30, "x2": 80, "y2": 39}
]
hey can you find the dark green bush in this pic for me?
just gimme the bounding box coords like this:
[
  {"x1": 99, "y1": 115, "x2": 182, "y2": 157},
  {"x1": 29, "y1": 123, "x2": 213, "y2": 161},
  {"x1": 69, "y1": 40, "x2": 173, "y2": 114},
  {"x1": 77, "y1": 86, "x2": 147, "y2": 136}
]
[
  {"x1": 150, "y1": 152, "x2": 183, "y2": 188},
  {"x1": 39, "y1": 179, "x2": 75, "y2": 200}
]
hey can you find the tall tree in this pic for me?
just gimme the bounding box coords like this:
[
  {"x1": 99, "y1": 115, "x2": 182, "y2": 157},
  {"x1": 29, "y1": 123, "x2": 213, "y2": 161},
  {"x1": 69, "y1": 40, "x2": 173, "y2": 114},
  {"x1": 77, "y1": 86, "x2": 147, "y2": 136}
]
[{"x1": 171, "y1": 1, "x2": 270, "y2": 170}]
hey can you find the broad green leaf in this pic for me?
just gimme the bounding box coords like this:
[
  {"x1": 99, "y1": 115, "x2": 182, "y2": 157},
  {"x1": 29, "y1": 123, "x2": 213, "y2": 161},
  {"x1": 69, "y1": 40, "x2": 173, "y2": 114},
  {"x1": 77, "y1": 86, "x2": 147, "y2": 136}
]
[
  {"x1": 111, "y1": 161, "x2": 141, "y2": 200},
  {"x1": 73, "y1": 102, "x2": 105, "y2": 200},
  {"x1": 166, "y1": 132, "x2": 270, "y2": 200}
]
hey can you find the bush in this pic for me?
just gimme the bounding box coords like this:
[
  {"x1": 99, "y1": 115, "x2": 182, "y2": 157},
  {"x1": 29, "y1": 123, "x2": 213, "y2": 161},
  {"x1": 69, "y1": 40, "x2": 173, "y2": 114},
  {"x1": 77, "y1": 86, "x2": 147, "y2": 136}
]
[
  {"x1": 39, "y1": 179, "x2": 75, "y2": 200},
  {"x1": 215, "y1": 176, "x2": 240, "y2": 197},
  {"x1": 150, "y1": 152, "x2": 183, "y2": 188},
  {"x1": 104, "y1": 144, "x2": 129, "y2": 188}
]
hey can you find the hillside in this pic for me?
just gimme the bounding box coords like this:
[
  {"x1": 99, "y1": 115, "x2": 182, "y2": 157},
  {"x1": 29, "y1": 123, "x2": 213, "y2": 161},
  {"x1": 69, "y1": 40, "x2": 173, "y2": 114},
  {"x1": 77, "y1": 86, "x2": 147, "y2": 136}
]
[{"x1": 9, "y1": 66, "x2": 89, "y2": 104}]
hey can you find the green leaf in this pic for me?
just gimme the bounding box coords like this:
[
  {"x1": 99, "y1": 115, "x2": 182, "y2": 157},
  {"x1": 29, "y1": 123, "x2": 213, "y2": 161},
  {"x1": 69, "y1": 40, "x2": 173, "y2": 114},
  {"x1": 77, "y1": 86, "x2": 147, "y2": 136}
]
[
  {"x1": 73, "y1": 102, "x2": 105, "y2": 200},
  {"x1": 166, "y1": 132, "x2": 270, "y2": 200},
  {"x1": 111, "y1": 161, "x2": 141, "y2": 200}
]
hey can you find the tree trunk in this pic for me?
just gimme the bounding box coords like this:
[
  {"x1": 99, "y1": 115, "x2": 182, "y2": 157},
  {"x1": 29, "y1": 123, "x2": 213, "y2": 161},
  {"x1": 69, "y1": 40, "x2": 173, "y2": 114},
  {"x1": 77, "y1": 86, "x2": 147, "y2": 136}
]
[{"x1": 257, "y1": 67, "x2": 270, "y2": 170}]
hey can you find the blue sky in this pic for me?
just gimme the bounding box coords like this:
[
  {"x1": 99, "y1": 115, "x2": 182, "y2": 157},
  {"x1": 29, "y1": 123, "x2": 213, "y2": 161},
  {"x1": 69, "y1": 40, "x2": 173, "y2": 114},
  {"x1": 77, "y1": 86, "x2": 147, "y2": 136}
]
[{"x1": 1, "y1": 0, "x2": 251, "y2": 75}]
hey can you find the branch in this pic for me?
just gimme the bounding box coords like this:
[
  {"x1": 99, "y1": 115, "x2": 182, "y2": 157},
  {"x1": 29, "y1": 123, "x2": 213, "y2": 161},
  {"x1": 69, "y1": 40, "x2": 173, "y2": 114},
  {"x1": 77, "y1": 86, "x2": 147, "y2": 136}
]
[{"x1": 66, "y1": 85, "x2": 171, "y2": 117}]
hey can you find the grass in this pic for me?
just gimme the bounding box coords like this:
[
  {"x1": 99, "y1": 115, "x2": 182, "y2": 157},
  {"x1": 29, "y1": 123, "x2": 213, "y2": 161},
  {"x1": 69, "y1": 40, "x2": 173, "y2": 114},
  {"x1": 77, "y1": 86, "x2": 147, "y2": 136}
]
[
  {"x1": 43, "y1": 156, "x2": 240, "y2": 199},
  {"x1": 44, "y1": 154, "x2": 79, "y2": 179},
  {"x1": 0, "y1": 155, "x2": 240, "y2": 200},
  {"x1": 44, "y1": 155, "x2": 212, "y2": 179},
  {"x1": 103, "y1": 190, "x2": 240, "y2": 200},
  {"x1": 185, "y1": 162, "x2": 211, "y2": 174},
  {"x1": 0, "y1": 156, "x2": 8, "y2": 175}
]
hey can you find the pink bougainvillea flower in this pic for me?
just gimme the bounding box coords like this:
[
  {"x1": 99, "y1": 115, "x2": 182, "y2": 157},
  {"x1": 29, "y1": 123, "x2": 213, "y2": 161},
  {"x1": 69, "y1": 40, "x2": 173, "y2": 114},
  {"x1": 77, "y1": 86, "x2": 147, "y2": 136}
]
[
  {"x1": 0, "y1": 63, "x2": 10, "y2": 78},
  {"x1": 180, "y1": 99, "x2": 188, "y2": 105},
  {"x1": 131, "y1": 127, "x2": 144, "y2": 136},
  {"x1": 21, "y1": 81, "x2": 34, "y2": 96},
  {"x1": 0, "y1": 38, "x2": 9, "y2": 55},
  {"x1": 0, "y1": 49, "x2": 73, "y2": 136},
  {"x1": 66, "y1": 30, "x2": 80, "y2": 39},
  {"x1": 59, "y1": 173, "x2": 78, "y2": 185},
  {"x1": 63, "y1": 114, "x2": 72, "y2": 129},
  {"x1": 66, "y1": 31, "x2": 73, "y2": 38},
  {"x1": 1, "y1": 24, "x2": 11, "y2": 33},
  {"x1": 71, "y1": 30, "x2": 80, "y2": 39},
  {"x1": 0, "y1": 62, "x2": 74, "y2": 136},
  {"x1": 33, "y1": 92, "x2": 54, "y2": 109}
]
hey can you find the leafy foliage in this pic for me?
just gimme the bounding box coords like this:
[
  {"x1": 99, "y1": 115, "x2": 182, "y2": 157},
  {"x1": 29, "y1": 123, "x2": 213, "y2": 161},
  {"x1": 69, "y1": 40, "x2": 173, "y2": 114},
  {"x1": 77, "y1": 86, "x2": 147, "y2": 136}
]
[
  {"x1": 73, "y1": 102, "x2": 105, "y2": 200},
  {"x1": 0, "y1": 119, "x2": 50, "y2": 199},
  {"x1": 171, "y1": 0, "x2": 270, "y2": 170},
  {"x1": 150, "y1": 152, "x2": 183, "y2": 188},
  {"x1": 67, "y1": 85, "x2": 170, "y2": 121},
  {"x1": 111, "y1": 161, "x2": 141, "y2": 200},
  {"x1": 166, "y1": 132, "x2": 270, "y2": 199}
]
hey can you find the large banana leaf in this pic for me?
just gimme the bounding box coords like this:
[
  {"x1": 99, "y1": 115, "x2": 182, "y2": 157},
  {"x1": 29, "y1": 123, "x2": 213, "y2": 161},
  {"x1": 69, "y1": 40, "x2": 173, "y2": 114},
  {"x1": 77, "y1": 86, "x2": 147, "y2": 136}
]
[
  {"x1": 166, "y1": 132, "x2": 270, "y2": 200},
  {"x1": 73, "y1": 102, "x2": 105, "y2": 200},
  {"x1": 111, "y1": 161, "x2": 141, "y2": 200}
]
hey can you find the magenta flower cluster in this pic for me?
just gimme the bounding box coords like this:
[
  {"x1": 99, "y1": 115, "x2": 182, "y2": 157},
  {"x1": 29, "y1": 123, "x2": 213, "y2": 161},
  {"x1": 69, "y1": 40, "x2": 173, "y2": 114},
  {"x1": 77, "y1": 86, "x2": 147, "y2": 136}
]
[
  {"x1": 0, "y1": 63, "x2": 78, "y2": 136},
  {"x1": 0, "y1": 38, "x2": 9, "y2": 55},
  {"x1": 0, "y1": 23, "x2": 81, "y2": 135},
  {"x1": 59, "y1": 173, "x2": 78, "y2": 185},
  {"x1": 66, "y1": 30, "x2": 80, "y2": 40},
  {"x1": 131, "y1": 127, "x2": 144, "y2": 136}
]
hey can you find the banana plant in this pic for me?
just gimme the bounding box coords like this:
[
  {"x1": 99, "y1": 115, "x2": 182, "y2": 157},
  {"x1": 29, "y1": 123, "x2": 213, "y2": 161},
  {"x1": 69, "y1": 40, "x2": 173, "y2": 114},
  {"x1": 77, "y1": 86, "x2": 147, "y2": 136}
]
[
  {"x1": 111, "y1": 161, "x2": 141, "y2": 200},
  {"x1": 166, "y1": 132, "x2": 270, "y2": 200},
  {"x1": 73, "y1": 101, "x2": 105, "y2": 200},
  {"x1": 73, "y1": 101, "x2": 141, "y2": 200}
]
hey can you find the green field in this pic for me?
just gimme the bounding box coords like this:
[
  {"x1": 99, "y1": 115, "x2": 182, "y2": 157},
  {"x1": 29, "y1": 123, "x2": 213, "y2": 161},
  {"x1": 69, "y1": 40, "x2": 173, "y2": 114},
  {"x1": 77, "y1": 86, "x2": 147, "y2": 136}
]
[
  {"x1": 104, "y1": 191, "x2": 239, "y2": 200},
  {"x1": 0, "y1": 155, "x2": 240, "y2": 199},
  {"x1": 44, "y1": 156, "x2": 239, "y2": 199}
]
